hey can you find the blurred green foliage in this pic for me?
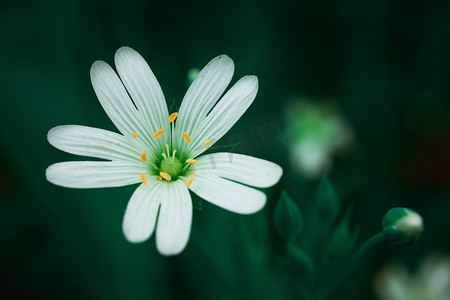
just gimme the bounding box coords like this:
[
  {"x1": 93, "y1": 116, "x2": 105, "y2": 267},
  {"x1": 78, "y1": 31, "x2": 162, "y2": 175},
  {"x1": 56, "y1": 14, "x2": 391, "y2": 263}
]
[
  {"x1": 1, "y1": 0, "x2": 450, "y2": 299},
  {"x1": 274, "y1": 191, "x2": 303, "y2": 240}
]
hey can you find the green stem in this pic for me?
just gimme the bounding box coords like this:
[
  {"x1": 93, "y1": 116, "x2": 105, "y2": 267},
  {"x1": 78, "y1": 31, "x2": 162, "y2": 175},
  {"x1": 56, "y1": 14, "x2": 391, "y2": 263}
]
[
  {"x1": 318, "y1": 232, "x2": 385, "y2": 300},
  {"x1": 347, "y1": 232, "x2": 385, "y2": 269}
]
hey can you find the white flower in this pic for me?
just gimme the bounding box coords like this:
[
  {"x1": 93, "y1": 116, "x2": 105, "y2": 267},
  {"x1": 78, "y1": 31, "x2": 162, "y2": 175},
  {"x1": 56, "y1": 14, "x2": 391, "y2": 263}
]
[
  {"x1": 374, "y1": 254, "x2": 450, "y2": 300},
  {"x1": 46, "y1": 47, "x2": 283, "y2": 256},
  {"x1": 285, "y1": 99, "x2": 353, "y2": 178}
]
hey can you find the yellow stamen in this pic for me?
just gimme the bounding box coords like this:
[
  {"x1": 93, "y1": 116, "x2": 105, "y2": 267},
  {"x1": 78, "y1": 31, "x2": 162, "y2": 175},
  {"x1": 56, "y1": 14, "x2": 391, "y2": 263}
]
[
  {"x1": 168, "y1": 112, "x2": 178, "y2": 123},
  {"x1": 203, "y1": 139, "x2": 211, "y2": 148},
  {"x1": 140, "y1": 173, "x2": 148, "y2": 186},
  {"x1": 182, "y1": 132, "x2": 191, "y2": 143},
  {"x1": 161, "y1": 153, "x2": 167, "y2": 159},
  {"x1": 160, "y1": 172, "x2": 171, "y2": 181},
  {"x1": 173, "y1": 150, "x2": 177, "y2": 158},
  {"x1": 186, "y1": 158, "x2": 198, "y2": 164},
  {"x1": 140, "y1": 152, "x2": 147, "y2": 162},
  {"x1": 153, "y1": 129, "x2": 165, "y2": 139},
  {"x1": 132, "y1": 132, "x2": 140, "y2": 139},
  {"x1": 186, "y1": 174, "x2": 195, "y2": 188},
  {"x1": 158, "y1": 177, "x2": 162, "y2": 181}
]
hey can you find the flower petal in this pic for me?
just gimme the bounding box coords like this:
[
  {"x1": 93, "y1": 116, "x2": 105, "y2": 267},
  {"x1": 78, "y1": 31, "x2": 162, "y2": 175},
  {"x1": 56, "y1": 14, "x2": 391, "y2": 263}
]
[
  {"x1": 122, "y1": 180, "x2": 162, "y2": 243},
  {"x1": 374, "y1": 265, "x2": 409, "y2": 300},
  {"x1": 195, "y1": 152, "x2": 282, "y2": 188},
  {"x1": 188, "y1": 173, "x2": 266, "y2": 214},
  {"x1": 175, "y1": 55, "x2": 234, "y2": 149},
  {"x1": 46, "y1": 161, "x2": 146, "y2": 188},
  {"x1": 186, "y1": 76, "x2": 258, "y2": 157},
  {"x1": 48, "y1": 125, "x2": 147, "y2": 163},
  {"x1": 90, "y1": 60, "x2": 160, "y2": 151},
  {"x1": 114, "y1": 47, "x2": 170, "y2": 146},
  {"x1": 156, "y1": 180, "x2": 192, "y2": 256}
]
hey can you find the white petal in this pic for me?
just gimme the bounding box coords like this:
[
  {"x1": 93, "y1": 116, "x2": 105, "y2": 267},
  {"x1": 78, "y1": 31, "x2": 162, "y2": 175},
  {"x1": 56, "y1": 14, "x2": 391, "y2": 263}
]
[
  {"x1": 374, "y1": 265, "x2": 409, "y2": 300},
  {"x1": 90, "y1": 60, "x2": 161, "y2": 151},
  {"x1": 114, "y1": 47, "x2": 170, "y2": 146},
  {"x1": 175, "y1": 55, "x2": 234, "y2": 148},
  {"x1": 48, "y1": 125, "x2": 146, "y2": 162},
  {"x1": 156, "y1": 180, "x2": 192, "y2": 256},
  {"x1": 186, "y1": 76, "x2": 258, "y2": 157},
  {"x1": 290, "y1": 140, "x2": 332, "y2": 178},
  {"x1": 419, "y1": 255, "x2": 450, "y2": 295},
  {"x1": 196, "y1": 152, "x2": 282, "y2": 188},
  {"x1": 188, "y1": 173, "x2": 266, "y2": 214},
  {"x1": 122, "y1": 180, "x2": 162, "y2": 243},
  {"x1": 46, "y1": 161, "x2": 146, "y2": 188}
]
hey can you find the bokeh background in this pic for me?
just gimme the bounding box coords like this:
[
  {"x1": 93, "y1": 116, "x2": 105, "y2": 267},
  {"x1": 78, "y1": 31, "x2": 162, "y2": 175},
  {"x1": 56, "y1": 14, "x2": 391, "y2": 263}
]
[{"x1": 1, "y1": 0, "x2": 450, "y2": 299}]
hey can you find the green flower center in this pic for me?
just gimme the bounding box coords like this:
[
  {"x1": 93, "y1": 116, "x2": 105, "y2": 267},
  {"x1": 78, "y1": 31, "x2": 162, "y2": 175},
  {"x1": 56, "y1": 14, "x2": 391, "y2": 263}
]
[{"x1": 160, "y1": 156, "x2": 183, "y2": 178}]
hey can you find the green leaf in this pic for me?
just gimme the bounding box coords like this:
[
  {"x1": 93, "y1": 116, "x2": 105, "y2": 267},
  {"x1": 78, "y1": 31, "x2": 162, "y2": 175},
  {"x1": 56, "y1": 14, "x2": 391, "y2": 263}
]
[
  {"x1": 274, "y1": 191, "x2": 303, "y2": 240},
  {"x1": 315, "y1": 177, "x2": 340, "y2": 222},
  {"x1": 286, "y1": 243, "x2": 316, "y2": 274},
  {"x1": 323, "y1": 206, "x2": 359, "y2": 265}
]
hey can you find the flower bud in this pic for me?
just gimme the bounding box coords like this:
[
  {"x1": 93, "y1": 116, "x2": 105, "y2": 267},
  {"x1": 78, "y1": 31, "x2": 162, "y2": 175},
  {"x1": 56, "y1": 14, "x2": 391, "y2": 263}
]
[
  {"x1": 187, "y1": 68, "x2": 200, "y2": 86},
  {"x1": 274, "y1": 191, "x2": 303, "y2": 240},
  {"x1": 382, "y1": 207, "x2": 423, "y2": 248},
  {"x1": 316, "y1": 176, "x2": 340, "y2": 222}
]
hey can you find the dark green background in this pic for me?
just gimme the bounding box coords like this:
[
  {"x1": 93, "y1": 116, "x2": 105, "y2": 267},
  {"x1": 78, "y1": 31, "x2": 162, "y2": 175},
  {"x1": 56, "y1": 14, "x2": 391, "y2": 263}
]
[{"x1": 1, "y1": 0, "x2": 450, "y2": 299}]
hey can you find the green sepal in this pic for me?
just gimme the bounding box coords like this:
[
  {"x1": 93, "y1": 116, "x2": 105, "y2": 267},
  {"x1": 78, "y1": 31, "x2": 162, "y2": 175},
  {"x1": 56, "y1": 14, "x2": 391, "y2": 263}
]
[
  {"x1": 169, "y1": 99, "x2": 179, "y2": 113},
  {"x1": 381, "y1": 207, "x2": 408, "y2": 229}
]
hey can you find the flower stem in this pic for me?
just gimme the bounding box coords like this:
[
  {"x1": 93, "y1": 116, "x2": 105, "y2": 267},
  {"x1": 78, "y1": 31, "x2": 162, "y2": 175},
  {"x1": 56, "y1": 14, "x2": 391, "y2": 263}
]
[
  {"x1": 318, "y1": 232, "x2": 385, "y2": 300},
  {"x1": 348, "y1": 232, "x2": 385, "y2": 268}
]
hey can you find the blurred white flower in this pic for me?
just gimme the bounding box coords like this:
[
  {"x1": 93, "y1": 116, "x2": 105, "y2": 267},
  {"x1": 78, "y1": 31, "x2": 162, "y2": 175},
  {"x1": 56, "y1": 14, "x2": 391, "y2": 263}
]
[
  {"x1": 374, "y1": 254, "x2": 450, "y2": 300},
  {"x1": 46, "y1": 47, "x2": 282, "y2": 256},
  {"x1": 285, "y1": 99, "x2": 353, "y2": 178}
]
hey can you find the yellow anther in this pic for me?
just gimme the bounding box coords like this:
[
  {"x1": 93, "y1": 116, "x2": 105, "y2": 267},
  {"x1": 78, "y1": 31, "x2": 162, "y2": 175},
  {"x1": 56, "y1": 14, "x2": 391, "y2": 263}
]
[
  {"x1": 186, "y1": 158, "x2": 198, "y2": 164},
  {"x1": 161, "y1": 153, "x2": 167, "y2": 159},
  {"x1": 132, "y1": 132, "x2": 140, "y2": 139},
  {"x1": 182, "y1": 132, "x2": 191, "y2": 143},
  {"x1": 160, "y1": 172, "x2": 172, "y2": 181},
  {"x1": 158, "y1": 177, "x2": 162, "y2": 181},
  {"x1": 140, "y1": 152, "x2": 147, "y2": 162},
  {"x1": 168, "y1": 112, "x2": 178, "y2": 123},
  {"x1": 203, "y1": 139, "x2": 211, "y2": 148},
  {"x1": 140, "y1": 173, "x2": 148, "y2": 186},
  {"x1": 153, "y1": 129, "x2": 165, "y2": 139},
  {"x1": 186, "y1": 174, "x2": 195, "y2": 188}
]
